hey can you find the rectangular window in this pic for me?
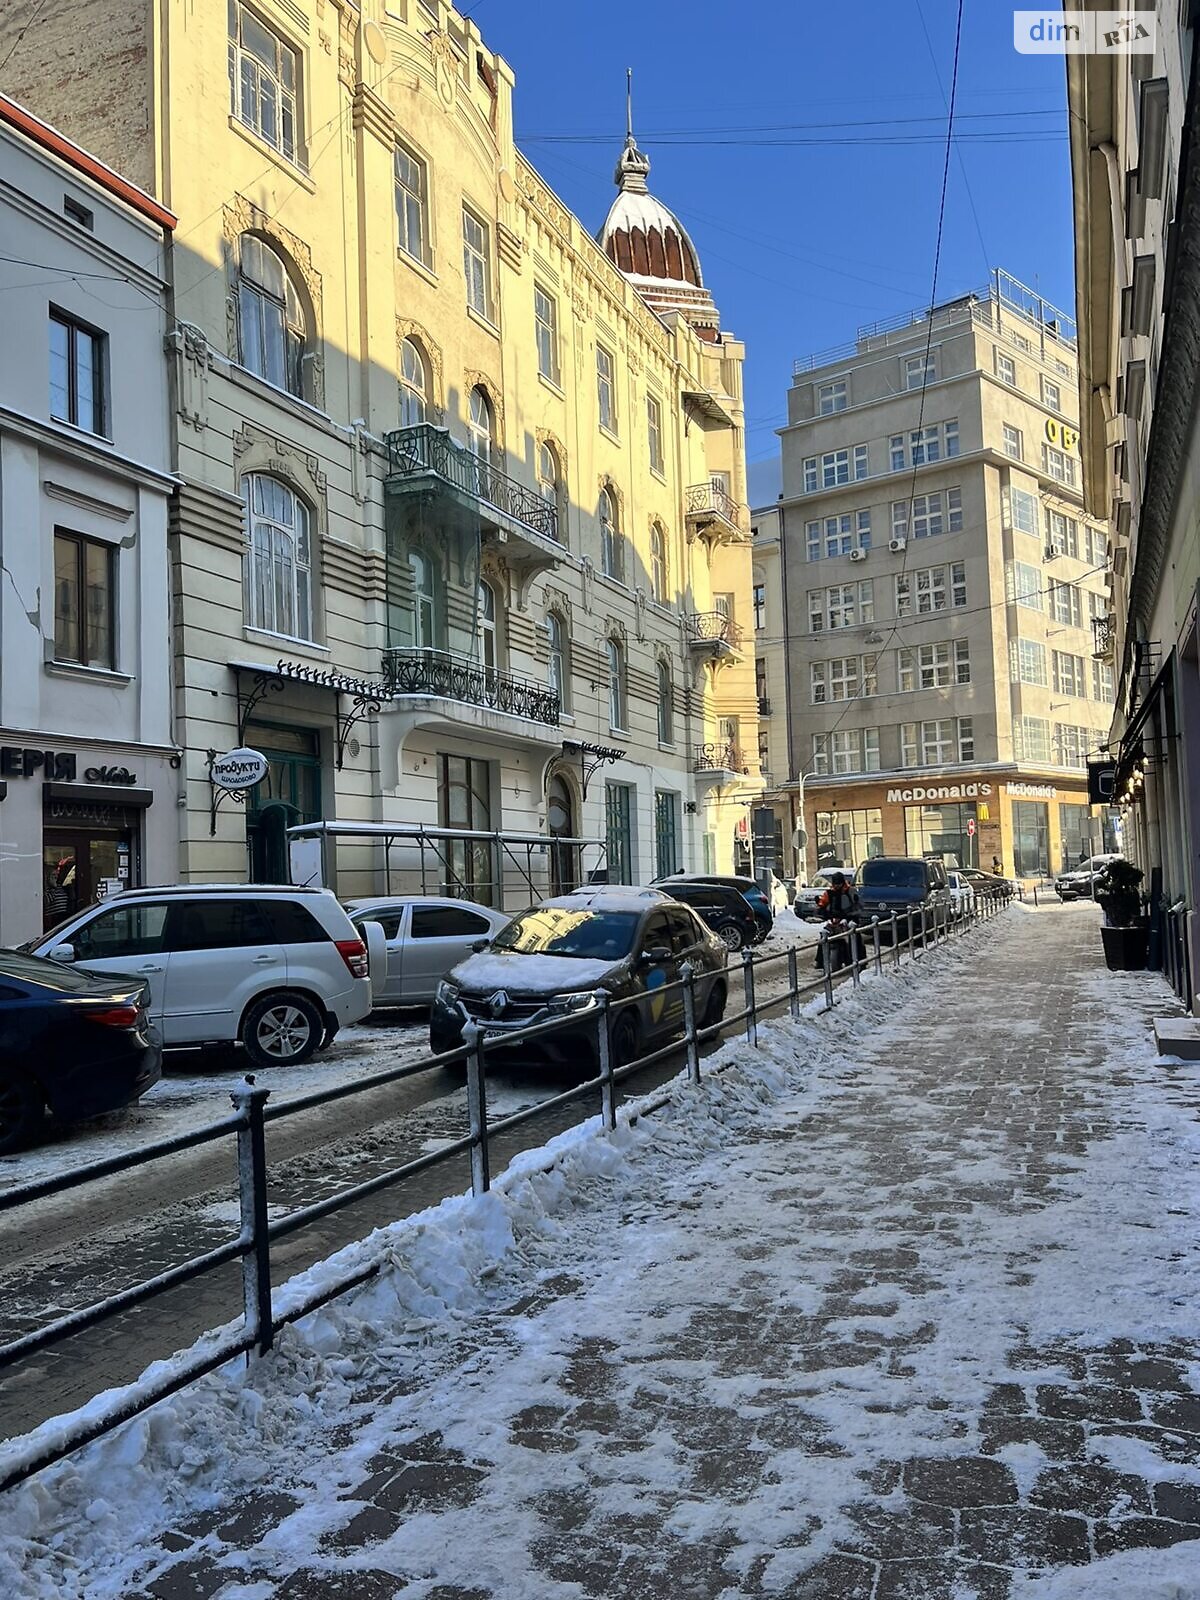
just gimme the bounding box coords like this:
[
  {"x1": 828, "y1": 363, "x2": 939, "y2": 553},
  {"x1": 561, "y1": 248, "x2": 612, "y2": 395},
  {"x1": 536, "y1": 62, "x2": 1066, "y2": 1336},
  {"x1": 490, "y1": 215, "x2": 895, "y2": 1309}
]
[
  {"x1": 1092, "y1": 659, "x2": 1115, "y2": 702},
  {"x1": 1052, "y1": 650, "x2": 1087, "y2": 697},
  {"x1": 1087, "y1": 589, "x2": 1107, "y2": 623},
  {"x1": 1009, "y1": 637, "x2": 1048, "y2": 686},
  {"x1": 1015, "y1": 717, "x2": 1050, "y2": 764},
  {"x1": 817, "y1": 378, "x2": 847, "y2": 414},
  {"x1": 53, "y1": 530, "x2": 115, "y2": 669},
  {"x1": 605, "y1": 782, "x2": 635, "y2": 885},
  {"x1": 654, "y1": 790, "x2": 680, "y2": 880},
  {"x1": 806, "y1": 511, "x2": 871, "y2": 561},
  {"x1": 646, "y1": 394, "x2": 664, "y2": 473},
  {"x1": 1003, "y1": 424, "x2": 1024, "y2": 460},
  {"x1": 996, "y1": 350, "x2": 1016, "y2": 386},
  {"x1": 811, "y1": 728, "x2": 879, "y2": 776},
  {"x1": 1042, "y1": 376, "x2": 1062, "y2": 412},
  {"x1": 1012, "y1": 799, "x2": 1050, "y2": 876},
  {"x1": 808, "y1": 580, "x2": 873, "y2": 632},
  {"x1": 900, "y1": 718, "x2": 973, "y2": 768},
  {"x1": 895, "y1": 560, "x2": 967, "y2": 617},
  {"x1": 802, "y1": 444, "x2": 867, "y2": 491},
  {"x1": 890, "y1": 420, "x2": 958, "y2": 470},
  {"x1": 596, "y1": 343, "x2": 616, "y2": 432},
  {"x1": 1046, "y1": 510, "x2": 1079, "y2": 557},
  {"x1": 905, "y1": 352, "x2": 936, "y2": 389},
  {"x1": 897, "y1": 639, "x2": 970, "y2": 692},
  {"x1": 1050, "y1": 581, "x2": 1082, "y2": 628},
  {"x1": 753, "y1": 583, "x2": 765, "y2": 631},
  {"x1": 1006, "y1": 560, "x2": 1043, "y2": 610},
  {"x1": 395, "y1": 143, "x2": 428, "y2": 264},
  {"x1": 228, "y1": 0, "x2": 302, "y2": 163},
  {"x1": 534, "y1": 283, "x2": 559, "y2": 384},
  {"x1": 1054, "y1": 723, "x2": 1090, "y2": 768},
  {"x1": 1083, "y1": 525, "x2": 1109, "y2": 566},
  {"x1": 893, "y1": 487, "x2": 964, "y2": 540},
  {"x1": 462, "y1": 207, "x2": 491, "y2": 318},
  {"x1": 1008, "y1": 485, "x2": 1039, "y2": 535},
  {"x1": 49, "y1": 309, "x2": 105, "y2": 434},
  {"x1": 1042, "y1": 443, "x2": 1077, "y2": 486}
]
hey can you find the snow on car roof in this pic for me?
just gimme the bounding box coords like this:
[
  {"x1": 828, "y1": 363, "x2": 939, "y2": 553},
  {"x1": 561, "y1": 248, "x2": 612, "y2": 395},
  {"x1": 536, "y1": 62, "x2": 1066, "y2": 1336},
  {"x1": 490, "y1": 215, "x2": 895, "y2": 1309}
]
[{"x1": 542, "y1": 888, "x2": 668, "y2": 913}]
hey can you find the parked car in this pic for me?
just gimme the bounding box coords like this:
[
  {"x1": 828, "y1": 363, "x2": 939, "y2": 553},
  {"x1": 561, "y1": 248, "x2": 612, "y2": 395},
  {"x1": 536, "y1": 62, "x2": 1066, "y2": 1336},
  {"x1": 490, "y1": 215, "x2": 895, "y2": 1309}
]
[
  {"x1": 1055, "y1": 854, "x2": 1124, "y2": 901},
  {"x1": 653, "y1": 879, "x2": 760, "y2": 952},
  {"x1": 795, "y1": 868, "x2": 857, "y2": 922},
  {"x1": 0, "y1": 950, "x2": 162, "y2": 1154},
  {"x1": 25, "y1": 885, "x2": 378, "y2": 1068},
  {"x1": 960, "y1": 868, "x2": 1013, "y2": 903},
  {"x1": 345, "y1": 897, "x2": 509, "y2": 1006},
  {"x1": 654, "y1": 873, "x2": 773, "y2": 942},
  {"x1": 430, "y1": 888, "x2": 728, "y2": 1068},
  {"x1": 946, "y1": 870, "x2": 976, "y2": 919},
  {"x1": 856, "y1": 857, "x2": 951, "y2": 941}
]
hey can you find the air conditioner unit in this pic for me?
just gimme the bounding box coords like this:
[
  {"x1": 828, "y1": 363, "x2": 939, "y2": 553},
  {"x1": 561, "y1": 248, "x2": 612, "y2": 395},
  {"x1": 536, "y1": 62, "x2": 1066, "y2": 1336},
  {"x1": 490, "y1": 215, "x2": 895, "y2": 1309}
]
[
  {"x1": 889, "y1": 537, "x2": 907, "y2": 553},
  {"x1": 1043, "y1": 545, "x2": 1059, "y2": 561},
  {"x1": 849, "y1": 548, "x2": 867, "y2": 563}
]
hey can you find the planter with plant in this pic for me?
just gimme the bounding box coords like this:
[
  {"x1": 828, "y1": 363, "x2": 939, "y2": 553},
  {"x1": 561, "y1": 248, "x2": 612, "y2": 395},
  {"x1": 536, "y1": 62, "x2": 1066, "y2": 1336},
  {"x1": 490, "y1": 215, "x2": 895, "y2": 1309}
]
[{"x1": 1095, "y1": 859, "x2": 1148, "y2": 971}]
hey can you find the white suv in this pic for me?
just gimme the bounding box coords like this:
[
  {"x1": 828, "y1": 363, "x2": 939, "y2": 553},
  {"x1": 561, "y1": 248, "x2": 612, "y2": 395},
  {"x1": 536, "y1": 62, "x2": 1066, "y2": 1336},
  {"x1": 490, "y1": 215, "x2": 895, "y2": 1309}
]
[{"x1": 28, "y1": 885, "x2": 375, "y2": 1067}]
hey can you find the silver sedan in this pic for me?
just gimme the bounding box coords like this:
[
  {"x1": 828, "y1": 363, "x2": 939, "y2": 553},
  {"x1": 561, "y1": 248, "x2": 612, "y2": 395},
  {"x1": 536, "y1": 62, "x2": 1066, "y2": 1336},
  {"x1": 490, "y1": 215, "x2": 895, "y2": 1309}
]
[{"x1": 344, "y1": 897, "x2": 510, "y2": 1007}]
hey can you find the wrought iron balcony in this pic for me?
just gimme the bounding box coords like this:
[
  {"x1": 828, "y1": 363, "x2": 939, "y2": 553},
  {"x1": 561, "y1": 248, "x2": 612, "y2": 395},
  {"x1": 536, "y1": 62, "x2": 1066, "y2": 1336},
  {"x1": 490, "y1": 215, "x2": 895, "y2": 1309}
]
[
  {"x1": 684, "y1": 481, "x2": 749, "y2": 544},
  {"x1": 383, "y1": 424, "x2": 559, "y2": 548},
  {"x1": 1092, "y1": 614, "x2": 1116, "y2": 659},
  {"x1": 685, "y1": 610, "x2": 744, "y2": 652},
  {"x1": 382, "y1": 648, "x2": 561, "y2": 727},
  {"x1": 693, "y1": 741, "x2": 750, "y2": 777},
  {"x1": 757, "y1": 695, "x2": 772, "y2": 717}
]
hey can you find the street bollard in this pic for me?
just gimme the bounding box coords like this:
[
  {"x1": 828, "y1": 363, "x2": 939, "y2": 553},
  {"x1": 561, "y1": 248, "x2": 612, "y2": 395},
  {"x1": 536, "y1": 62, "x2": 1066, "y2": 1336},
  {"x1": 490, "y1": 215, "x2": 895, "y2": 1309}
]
[
  {"x1": 741, "y1": 947, "x2": 758, "y2": 1046},
  {"x1": 594, "y1": 991, "x2": 616, "y2": 1130},
  {"x1": 787, "y1": 945, "x2": 800, "y2": 1018},
  {"x1": 680, "y1": 960, "x2": 701, "y2": 1084},
  {"x1": 891, "y1": 911, "x2": 900, "y2": 968},
  {"x1": 462, "y1": 1022, "x2": 490, "y2": 1196},
  {"x1": 231, "y1": 1078, "x2": 273, "y2": 1357},
  {"x1": 820, "y1": 930, "x2": 834, "y2": 1010},
  {"x1": 907, "y1": 906, "x2": 916, "y2": 958},
  {"x1": 872, "y1": 915, "x2": 882, "y2": 975}
]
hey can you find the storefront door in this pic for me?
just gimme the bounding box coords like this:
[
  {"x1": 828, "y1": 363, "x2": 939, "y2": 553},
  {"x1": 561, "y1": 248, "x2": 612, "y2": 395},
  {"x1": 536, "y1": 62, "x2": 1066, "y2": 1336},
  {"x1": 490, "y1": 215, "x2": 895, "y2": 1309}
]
[
  {"x1": 43, "y1": 826, "x2": 134, "y2": 931},
  {"x1": 1012, "y1": 800, "x2": 1050, "y2": 878},
  {"x1": 245, "y1": 724, "x2": 323, "y2": 884}
]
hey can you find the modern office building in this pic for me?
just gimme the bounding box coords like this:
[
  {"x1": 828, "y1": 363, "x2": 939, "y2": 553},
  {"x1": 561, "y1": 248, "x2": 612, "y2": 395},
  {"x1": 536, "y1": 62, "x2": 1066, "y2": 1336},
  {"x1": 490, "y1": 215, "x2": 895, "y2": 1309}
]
[
  {"x1": 768, "y1": 270, "x2": 1118, "y2": 883},
  {"x1": 2, "y1": 0, "x2": 760, "y2": 902}
]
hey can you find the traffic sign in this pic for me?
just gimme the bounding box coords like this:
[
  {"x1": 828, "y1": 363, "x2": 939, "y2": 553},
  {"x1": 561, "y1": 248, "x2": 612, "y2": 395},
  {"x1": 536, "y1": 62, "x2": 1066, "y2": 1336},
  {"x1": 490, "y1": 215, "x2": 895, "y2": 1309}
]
[{"x1": 967, "y1": 818, "x2": 977, "y2": 837}]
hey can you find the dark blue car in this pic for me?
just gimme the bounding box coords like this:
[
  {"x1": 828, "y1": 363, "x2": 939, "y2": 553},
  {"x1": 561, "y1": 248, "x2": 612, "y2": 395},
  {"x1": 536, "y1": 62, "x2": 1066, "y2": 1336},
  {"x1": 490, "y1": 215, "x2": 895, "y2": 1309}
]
[
  {"x1": 653, "y1": 874, "x2": 774, "y2": 943},
  {"x1": 0, "y1": 951, "x2": 162, "y2": 1154}
]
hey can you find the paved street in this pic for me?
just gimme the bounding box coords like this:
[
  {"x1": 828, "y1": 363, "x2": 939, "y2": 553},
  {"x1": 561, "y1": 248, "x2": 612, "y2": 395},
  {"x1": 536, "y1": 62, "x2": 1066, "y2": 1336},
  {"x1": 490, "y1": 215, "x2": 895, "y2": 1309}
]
[{"x1": 5, "y1": 902, "x2": 1200, "y2": 1600}]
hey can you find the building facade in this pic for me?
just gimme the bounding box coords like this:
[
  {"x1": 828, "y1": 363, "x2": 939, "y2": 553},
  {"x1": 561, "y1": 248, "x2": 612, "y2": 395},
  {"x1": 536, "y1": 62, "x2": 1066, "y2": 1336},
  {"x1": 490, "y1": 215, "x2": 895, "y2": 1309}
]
[
  {"x1": 2, "y1": 0, "x2": 760, "y2": 904},
  {"x1": 1067, "y1": 0, "x2": 1200, "y2": 1000},
  {"x1": 768, "y1": 271, "x2": 1117, "y2": 883},
  {"x1": 0, "y1": 96, "x2": 177, "y2": 947}
]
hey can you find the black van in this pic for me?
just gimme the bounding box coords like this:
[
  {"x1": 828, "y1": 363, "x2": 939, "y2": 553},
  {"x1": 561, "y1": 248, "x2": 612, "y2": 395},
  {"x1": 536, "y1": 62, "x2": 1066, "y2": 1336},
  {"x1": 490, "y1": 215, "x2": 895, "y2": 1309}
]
[{"x1": 856, "y1": 857, "x2": 952, "y2": 941}]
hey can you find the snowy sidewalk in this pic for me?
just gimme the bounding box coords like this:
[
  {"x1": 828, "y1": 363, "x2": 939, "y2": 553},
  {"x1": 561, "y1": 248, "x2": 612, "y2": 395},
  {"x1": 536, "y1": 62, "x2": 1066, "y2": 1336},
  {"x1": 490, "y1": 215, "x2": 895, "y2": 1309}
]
[{"x1": 5, "y1": 904, "x2": 1200, "y2": 1599}]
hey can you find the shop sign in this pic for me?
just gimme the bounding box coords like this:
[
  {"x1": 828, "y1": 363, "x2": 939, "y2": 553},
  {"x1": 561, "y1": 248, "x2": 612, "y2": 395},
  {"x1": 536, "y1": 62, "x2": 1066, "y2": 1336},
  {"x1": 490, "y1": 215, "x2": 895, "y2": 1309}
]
[
  {"x1": 0, "y1": 747, "x2": 77, "y2": 780},
  {"x1": 1087, "y1": 760, "x2": 1117, "y2": 804},
  {"x1": 1006, "y1": 781, "x2": 1057, "y2": 799},
  {"x1": 84, "y1": 764, "x2": 137, "y2": 785},
  {"x1": 1044, "y1": 417, "x2": 1079, "y2": 452},
  {"x1": 885, "y1": 783, "x2": 993, "y2": 804},
  {"x1": 211, "y1": 747, "x2": 269, "y2": 790}
]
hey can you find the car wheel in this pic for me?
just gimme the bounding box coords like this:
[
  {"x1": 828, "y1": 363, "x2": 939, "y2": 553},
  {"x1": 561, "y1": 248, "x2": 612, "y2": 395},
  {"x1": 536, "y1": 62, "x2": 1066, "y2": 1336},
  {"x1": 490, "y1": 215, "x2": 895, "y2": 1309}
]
[
  {"x1": 0, "y1": 1074, "x2": 44, "y2": 1155},
  {"x1": 715, "y1": 921, "x2": 744, "y2": 952},
  {"x1": 700, "y1": 981, "x2": 727, "y2": 1030},
  {"x1": 611, "y1": 1012, "x2": 641, "y2": 1068},
  {"x1": 241, "y1": 992, "x2": 323, "y2": 1069}
]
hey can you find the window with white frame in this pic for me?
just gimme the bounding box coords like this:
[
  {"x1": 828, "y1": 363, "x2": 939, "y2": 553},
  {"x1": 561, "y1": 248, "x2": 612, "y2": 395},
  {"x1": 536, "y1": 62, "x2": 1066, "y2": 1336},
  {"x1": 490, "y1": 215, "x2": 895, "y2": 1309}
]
[
  {"x1": 1042, "y1": 376, "x2": 1062, "y2": 412},
  {"x1": 462, "y1": 206, "x2": 491, "y2": 318},
  {"x1": 900, "y1": 717, "x2": 973, "y2": 768},
  {"x1": 1009, "y1": 637, "x2": 1047, "y2": 685},
  {"x1": 905, "y1": 352, "x2": 936, "y2": 389},
  {"x1": 1003, "y1": 424, "x2": 1024, "y2": 460},
  {"x1": 1083, "y1": 525, "x2": 1109, "y2": 565},
  {"x1": 1015, "y1": 716, "x2": 1050, "y2": 763},
  {"x1": 657, "y1": 658, "x2": 673, "y2": 744},
  {"x1": 649, "y1": 522, "x2": 668, "y2": 604},
  {"x1": 646, "y1": 394, "x2": 664, "y2": 473},
  {"x1": 897, "y1": 639, "x2": 970, "y2": 692},
  {"x1": 811, "y1": 728, "x2": 880, "y2": 776},
  {"x1": 534, "y1": 283, "x2": 559, "y2": 384},
  {"x1": 1042, "y1": 442, "x2": 1077, "y2": 486},
  {"x1": 817, "y1": 379, "x2": 847, "y2": 414},
  {"x1": 890, "y1": 419, "x2": 959, "y2": 470},
  {"x1": 1092, "y1": 659, "x2": 1115, "y2": 701},
  {"x1": 808, "y1": 580, "x2": 873, "y2": 631},
  {"x1": 1050, "y1": 581, "x2": 1082, "y2": 627},
  {"x1": 546, "y1": 610, "x2": 568, "y2": 710},
  {"x1": 244, "y1": 474, "x2": 312, "y2": 640},
  {"x1": 478, "y1": 580, "x2": 497, "y2": 670},
  {"x1": 753, "y1": 583, "x2": 766, "y2": 631},
  {"x1": 892, "y1": 487, "x2": 963, "y2": 540},
  {"x1": 1006, "y1": 560, "x2": 1043, "y2": 610},
  {"x1": 895, "y1": 560, "x2": 967, "y2": 616},
  {"x1": 598, "y1": 488, "x2": 623, "y2": 582},
  {"x1": 996, "y1": 350, "x2": 1016, "y2": 386},
  {"x1": 1052, "y1": 650, "x2": 1087, "y2": 696},
  {"x1": 394, "y1": 143, "x2": 428, "y2": 265},
  {"x1": 537, "y1": 440, "x2": 562, "y2": 523},
  {"x1": 596, "y1": 343, "x2": 616, "y2": 432},
  {"x1": 805, "y1": 509, "x2": 871, "y2": 560},
  {"x1": 1086, "y1": 589, "x2": 1107, "y2": 623},
  {"x1": 399, "y1": 337, "x2": 428, "y2": 428},
  {"x1": 468, "y1": 386, "x2": 494, "y2": 466},
  {"x1": 606, "y1": 636, "x2": 626, "y2": 730},
  {"x1": 810, "y1": 654, "x2": 877, "y2": 704},
  {"x1": 1054, "y1": 723, "x2": 1090, "y2": 768},
  {"x1": 236, "y1": 234, "x2": 306, "y2": 397},
  {"x1": 1046, "y1": 510, "x2": 1079, "y2": 557},
  {"x1": 229, "y1": 0, "x2": 302, "y2": 163},
  {"x1": 802, "y1": 443, "x2": 868, "y2": 491},
  {"x1": 1008, "y1": 485, "x2": 1039, "y2": 535}
]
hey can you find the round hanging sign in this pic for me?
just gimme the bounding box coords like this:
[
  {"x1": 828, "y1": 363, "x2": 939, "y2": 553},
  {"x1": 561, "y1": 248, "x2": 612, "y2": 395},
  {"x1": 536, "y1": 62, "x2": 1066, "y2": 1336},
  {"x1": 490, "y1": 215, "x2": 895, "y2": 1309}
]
[{"x1": 211, "y1": 748, "x2": 269, "y2": 790}]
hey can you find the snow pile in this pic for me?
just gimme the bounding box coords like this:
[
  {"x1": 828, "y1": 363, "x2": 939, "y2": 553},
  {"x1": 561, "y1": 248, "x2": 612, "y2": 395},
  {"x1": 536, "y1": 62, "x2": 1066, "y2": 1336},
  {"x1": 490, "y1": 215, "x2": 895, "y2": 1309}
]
[{"x1": 1008, "y1": 1543, "x2": 1200, "y2": 1598}]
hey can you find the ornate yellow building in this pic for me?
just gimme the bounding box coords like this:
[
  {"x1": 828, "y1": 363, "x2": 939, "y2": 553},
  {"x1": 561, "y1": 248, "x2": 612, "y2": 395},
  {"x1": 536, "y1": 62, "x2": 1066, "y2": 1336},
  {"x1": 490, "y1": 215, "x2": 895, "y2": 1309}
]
[{"x1": 3, "y1": 0, "x2": 760, "y2": 899}]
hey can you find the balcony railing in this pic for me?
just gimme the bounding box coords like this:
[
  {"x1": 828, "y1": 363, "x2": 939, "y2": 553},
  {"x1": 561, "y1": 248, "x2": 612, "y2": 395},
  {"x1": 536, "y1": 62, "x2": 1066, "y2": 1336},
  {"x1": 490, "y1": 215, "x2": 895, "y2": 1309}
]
[
  {"x1": 383, "y1": 424, "x2": 559, "y2": 545},
  {"x1": 693, "y1": 741, "x2": 749, "y2": 776},
  {"x1": 1092, "y1": 615, "x2": 1116, "y2": 659},
  {"x1": 757, "y1": 695, "x2": 772, "y2": 717},
  {"x1": 684, "y1": 481, "x2": 748, "y2": 538},
  {"x1": 382, "y1": 648, "x2": 561, "y2": 727},
  {"x1": 685, "y1": 611, "x2": 744, "y2": 650}
]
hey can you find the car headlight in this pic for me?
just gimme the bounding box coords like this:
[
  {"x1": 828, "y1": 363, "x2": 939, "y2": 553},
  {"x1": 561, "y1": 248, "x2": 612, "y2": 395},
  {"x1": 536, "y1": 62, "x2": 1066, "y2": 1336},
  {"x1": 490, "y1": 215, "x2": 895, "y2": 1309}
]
[
  {"x1": 436, "y1": 980, "x2": 460, "y2": 1006},
  {"x1": 555, "y1": 992, "x2": 598, "y2": 1013}
]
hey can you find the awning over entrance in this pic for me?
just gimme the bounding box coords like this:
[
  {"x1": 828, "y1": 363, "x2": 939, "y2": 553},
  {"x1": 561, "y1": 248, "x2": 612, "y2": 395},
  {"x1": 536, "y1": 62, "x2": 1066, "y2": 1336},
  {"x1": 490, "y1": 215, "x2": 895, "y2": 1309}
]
[{"x1": 228, "y1": 658, "x2": 388, "y2": 771}]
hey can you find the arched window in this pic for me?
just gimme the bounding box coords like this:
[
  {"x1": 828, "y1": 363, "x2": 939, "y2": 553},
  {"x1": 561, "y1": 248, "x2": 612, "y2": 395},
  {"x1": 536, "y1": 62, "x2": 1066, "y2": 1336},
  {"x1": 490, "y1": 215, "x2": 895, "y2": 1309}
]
[
  {"x1": 657, "y1": 658, "x2": 673, "y2": 745},
  {"x1": 468, "y1": 386, "x2": 494, "y2": 461},
  {"x1": 243, "y1": 474, "x2": 313, "y2": 640},
  {"x1": 478, "y1": 579, "x2": 497, "y2": 671},
  {"x1": 606, "y1": 636, "x2": 626, "y2": 731},
  {"x1": 546, "y1": 610, "x2": 569, "y2": 711},
  {"x1": 599, "y1": 488, "x2": 623, "y2": 583},
  {"x1": 537, "y1": 441, "x2": 558, "y2": 502},
  {"x1": 399, "y1": 338, "x2": 428, "y2": 428},
  {"x1": 409, "y1": 550, "x2": 436, "y2": 650},
  {"x1": 238, "y1": 234, "x2": 305, "y2": 397},
  {"x1": 547, "y1": 771, "x2": 576, "y2": 896},
  {"x1": 650, "y1": 522, "x2": 668, "y2": 605}
]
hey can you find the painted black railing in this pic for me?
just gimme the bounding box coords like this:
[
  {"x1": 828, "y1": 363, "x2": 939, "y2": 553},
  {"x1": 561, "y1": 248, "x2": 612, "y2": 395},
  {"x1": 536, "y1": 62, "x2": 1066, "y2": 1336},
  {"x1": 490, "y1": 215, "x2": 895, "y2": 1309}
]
[
  {"x1": 383, "y1": 424, "x2": 559, "y2": 544},
  {"x1": 382, "y1": 647, "x2": 561, "y2": 727},
  {"x1": 1092, "y1": 614, "x2": 1115, "y2": 658},
  {"x1": 693, "y1": 741, "x2": 749, "y2": 775}
]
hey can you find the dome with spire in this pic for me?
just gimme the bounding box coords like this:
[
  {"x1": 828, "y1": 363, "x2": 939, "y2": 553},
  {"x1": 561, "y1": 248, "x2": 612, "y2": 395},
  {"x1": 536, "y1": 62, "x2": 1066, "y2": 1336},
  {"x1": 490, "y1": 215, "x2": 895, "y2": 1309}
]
[{"x1": 598, "y1": 74, "x2": 721, "y2": 342}]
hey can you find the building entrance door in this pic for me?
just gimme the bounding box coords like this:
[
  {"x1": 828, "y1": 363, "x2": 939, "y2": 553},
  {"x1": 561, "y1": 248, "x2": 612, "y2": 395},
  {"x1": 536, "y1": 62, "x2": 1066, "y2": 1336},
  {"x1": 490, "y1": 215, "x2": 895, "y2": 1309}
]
[
  {"x1": 42, "y1": 827, "x2": 134, "y2": 930},
  {"x1": 547, "y1": 772, "x2": 576, "y2": 896}
]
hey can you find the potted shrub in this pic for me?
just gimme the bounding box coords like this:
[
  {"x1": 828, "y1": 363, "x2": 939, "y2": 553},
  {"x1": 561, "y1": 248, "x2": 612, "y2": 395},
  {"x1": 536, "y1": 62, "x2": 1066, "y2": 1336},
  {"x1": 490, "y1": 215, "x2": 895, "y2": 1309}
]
[{"x1": 1095, "y1": 859, "x2": 1148, "y2": 970}]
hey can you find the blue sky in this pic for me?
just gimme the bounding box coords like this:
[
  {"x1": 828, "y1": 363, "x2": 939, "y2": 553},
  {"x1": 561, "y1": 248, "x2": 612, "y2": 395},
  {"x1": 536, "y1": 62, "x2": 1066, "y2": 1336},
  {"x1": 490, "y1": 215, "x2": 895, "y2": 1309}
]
[{"x1": 476, "y1": 0, "x2": 1075, "y2": 503}]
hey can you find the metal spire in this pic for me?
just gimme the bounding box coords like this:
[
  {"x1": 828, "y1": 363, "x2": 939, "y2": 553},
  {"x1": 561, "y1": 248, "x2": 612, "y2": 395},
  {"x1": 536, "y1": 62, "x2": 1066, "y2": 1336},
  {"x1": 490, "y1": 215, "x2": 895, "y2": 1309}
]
[
  {"x1": 614, "y1": 66, "x2": 650, "y2": 192},
  {"x1": 626, "y1": 67, "x2": 633, "y2": 141}
]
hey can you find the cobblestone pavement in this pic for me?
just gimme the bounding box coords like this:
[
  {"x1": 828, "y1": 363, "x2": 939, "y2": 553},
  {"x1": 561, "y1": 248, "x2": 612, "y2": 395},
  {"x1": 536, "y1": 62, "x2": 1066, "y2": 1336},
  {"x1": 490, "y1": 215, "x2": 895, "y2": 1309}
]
[{"x1": 22, "y1": 905, "x2": 1200, "y2": 1599}]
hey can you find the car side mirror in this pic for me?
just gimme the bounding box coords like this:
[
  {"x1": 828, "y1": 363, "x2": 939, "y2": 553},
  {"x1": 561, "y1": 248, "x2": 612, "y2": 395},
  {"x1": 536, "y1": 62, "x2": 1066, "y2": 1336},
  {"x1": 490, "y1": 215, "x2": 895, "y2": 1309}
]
[
  {"x1": 471, "y1": 938, "x2": 491, "y2": 953},
  {"x1": 641, "y1": 945, "x2": 672, "y2": 965},
  {"x1": 48, "y1": 943, "x2": 76, "y2": 964}
]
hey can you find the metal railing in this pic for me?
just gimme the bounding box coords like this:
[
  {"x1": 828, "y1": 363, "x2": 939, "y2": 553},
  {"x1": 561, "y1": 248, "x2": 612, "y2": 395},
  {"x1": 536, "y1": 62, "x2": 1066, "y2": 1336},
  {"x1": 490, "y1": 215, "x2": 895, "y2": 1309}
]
[
  {"x1": 0, "y1": 891, "x2": 1008, "y2": 1493},
  {"x1": 381, "y1": 647, "x2": 561, "y2": 727},
  {"x1": 757, "y1": 695, "x2": 772, "y2": 717},
  {"x1": 685, "y1": 610, "x2": 744, "y2": 649},
  {"x1": 692, "y1": 741, "x2": 750, "y2": 775},
  {"x1": 684, "y1": 481, "x2": 747, "y2": 532},
  {"x1": 1092, "y1": 614, "x2": 1116, "y2": 659},
  {"x1": 383, "y1": 423, "x2": 559, "y2": 544}
]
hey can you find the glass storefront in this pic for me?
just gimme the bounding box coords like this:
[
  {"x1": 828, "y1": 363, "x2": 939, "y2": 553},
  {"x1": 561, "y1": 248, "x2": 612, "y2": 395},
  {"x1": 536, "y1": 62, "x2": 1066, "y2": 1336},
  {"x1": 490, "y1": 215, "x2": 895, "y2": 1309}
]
[
  {"x1": 815, "y1": 808, "x2": 883, "y2": 869},
  {"x1": 1058, "y1": 803, "x2": 1091, "y2": 872},
  {"x1": 1012, "y1": 800, "x2": 1050, "y2": 877},
  {"x1": 439, "y1": 753, "x2": 496, "y2": 904},
  {"x1": 903, "y1": 801, "x2": 978, "y2": 869}
]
